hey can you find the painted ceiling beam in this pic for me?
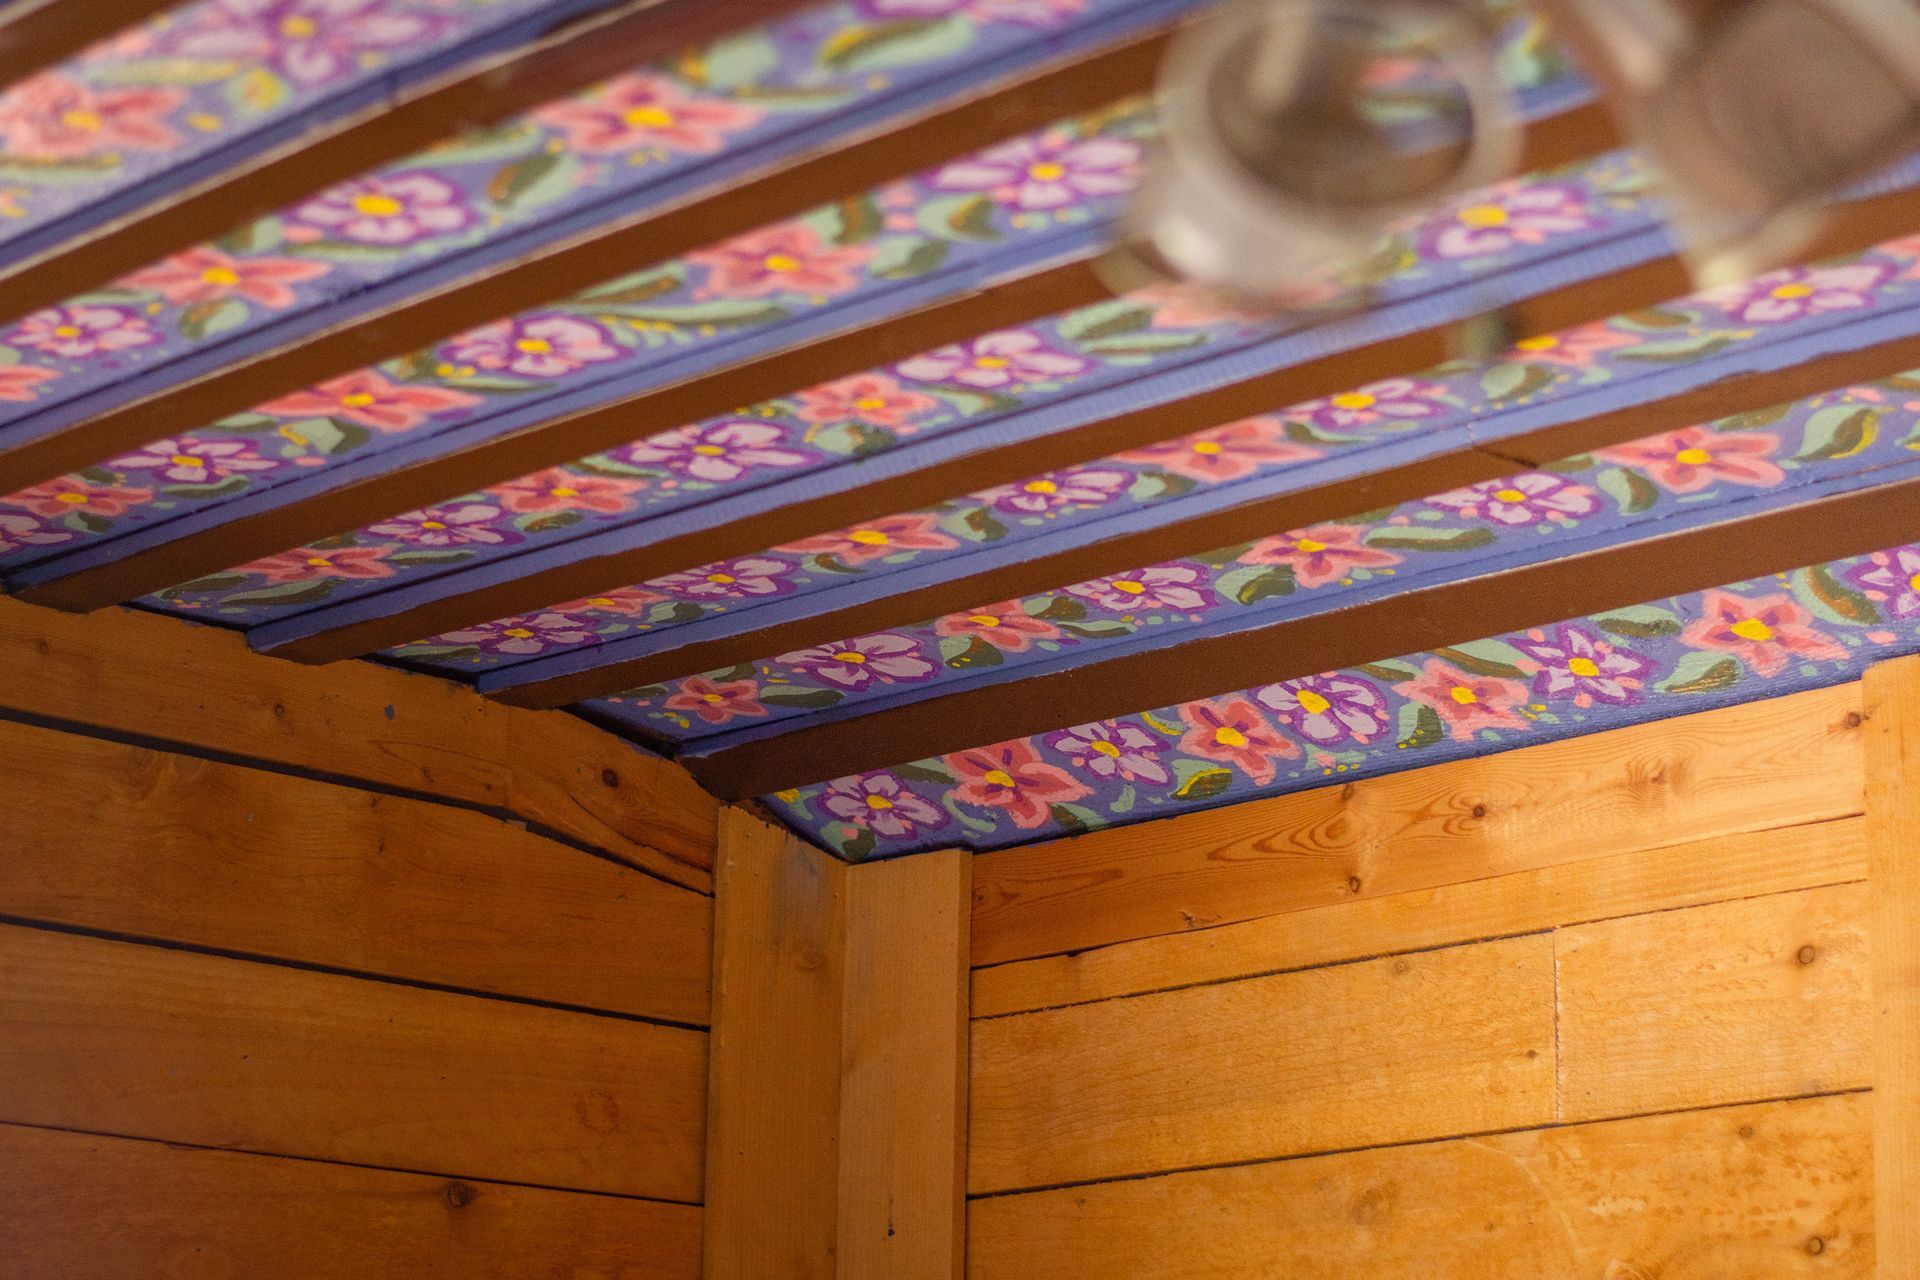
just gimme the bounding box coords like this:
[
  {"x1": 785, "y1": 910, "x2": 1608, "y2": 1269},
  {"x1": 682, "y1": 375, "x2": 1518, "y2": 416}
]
[
  {"x1": 680, "y1": 461, "x2": 1920, "y2": 799},
  {"x1": 0, "y1": 17, "x2": 1191, "y2": 497},
  {"x1": 0, "y1": 0, "x2": 180, "y2": 91},
  {"x1": 0, "y1": 0, "x2": 728, "y2": 324},
  {"x1": 479, "y1": 315, "x2": 1920, "y2": 708}
]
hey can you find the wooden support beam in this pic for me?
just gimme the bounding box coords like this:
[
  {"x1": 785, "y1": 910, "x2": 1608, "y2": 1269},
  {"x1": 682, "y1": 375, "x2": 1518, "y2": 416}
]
[
  {"x1": 0, "y1": 0, "x2": 179, "y2": 91},
  {"x1": 685, "y1": 464, "x2": 1920, "y2": 798},
  {"x1": 0, "y1": 0, "x2": 814, "y2": 329},
  {"x1": 1864, "y1": 654, "x2": 1920, "y2": 1279},
  {"x1": 705, "y1": 811, "x2": 969, "y2": 1279},
  {"x1": 485, "y1": 321, "x2": 1920, "y2": 708}
]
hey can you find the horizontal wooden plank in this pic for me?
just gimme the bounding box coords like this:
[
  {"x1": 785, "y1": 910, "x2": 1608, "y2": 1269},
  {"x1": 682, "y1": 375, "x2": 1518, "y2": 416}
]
[
  {"x1": 0, "y1": 926, "x2": 708, "y2": 1201},
  {"x1": 0, "y1": 598, "x2": 716, "y2": 889},
  {"x1": 969, "y1": 683, "x2": 1865, "y2": 966},
  {"x1": 0, "y1": 0, "x2": 179, "y2": 91},
  {"x1": 973, "y1": 817, "x2": 1867, "y2": 1017},
  {"x1": 967, "y1": 934, "x2": 1554, "y2": 1194},
  {"x1": 0, "y1": 717, "x2": 710, "y2": 1025},
  {"x1": 1557, "y1": 883, "x2": 1872, "y2": 1121},
  {"x1": 0, "y1": 1123, "x2": 703, "y2": 1280},
  {"x1": 968, "y1": 1092, "x2": 1872, "y2": 1280}
]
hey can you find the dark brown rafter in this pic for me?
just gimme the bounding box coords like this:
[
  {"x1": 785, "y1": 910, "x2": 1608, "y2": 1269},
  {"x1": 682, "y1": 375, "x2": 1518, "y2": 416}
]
[
  {"x1": 683, "y1": 466, "x2": 1920, "y2": 799},
  {"x1": 0, "y1": 0, "x2": 182, "y2": 92}
]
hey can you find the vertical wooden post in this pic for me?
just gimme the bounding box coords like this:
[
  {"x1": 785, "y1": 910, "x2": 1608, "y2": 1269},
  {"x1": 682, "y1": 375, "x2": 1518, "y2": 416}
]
[
  {"x1": 705, "y1": 809, "x2": 970, "y2": 1280},
  {"x1": 1866, "y1": 656, "x2": 1920, "y2": 1279}
]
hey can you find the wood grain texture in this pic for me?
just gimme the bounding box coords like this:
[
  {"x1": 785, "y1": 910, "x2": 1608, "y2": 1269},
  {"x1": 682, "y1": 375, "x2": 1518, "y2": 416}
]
[
  {"x1": 971, "y1": 685, "x2": 1865, "y2": 966},
  {"x1": 0, "y1": 598, "x2": 716, "y2": 887},
  {"x1": 840, "y1": 848, "x2": 971, "y2": 1280},
  {"x1": 973, "y1": 818, "x2": 1868, "y2": 1018},
  {"x1": 0, "y1": 926, "x2": 708, "y2": 1201},
  {"x1": 704, "y1": 811, "x2": 847, "y2": 1279},
  {"x1": 1865, "y1": 654, "x2": 1920, "y2": 1279},
  {"x1": 968, "y1": 1093, "x2": 1873, "y2": 1280},
  {"x1": 968, "y1": 934, "x2": 1555, "y2": 1194},
  {"x1": 1557, "y1": 883, "x2": 1871, "y2": 1122},
  {"x1": 0, "y1": 716, "x2": 710, "y2": 1024},
  {"x1": 0, "y1": 1123, "x2": 703, "y2": 1280}
]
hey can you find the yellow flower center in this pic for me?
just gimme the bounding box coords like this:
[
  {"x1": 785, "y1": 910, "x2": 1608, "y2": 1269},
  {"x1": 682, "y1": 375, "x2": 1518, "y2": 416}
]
[
  {"x1": 420, "y1": 520, "x2": 446, "y2": 531},
  {"x1": 1493, "y1": 488, "x2": 1528, "y2": 504},
  {"x1": 973, "y1": 355, "x2": 1010, "y2": 369},
  {"x1": 1215, "y1": 726, "x2": 1249, "y2": 748},
  {"x1": 339, "y1": 392, "x2": 377, "y2": 407},
  {"x1": 1293, "y1": 537, "x2": 1326, "y2": 554},
  {"x1": 1770, "y1": 282, "x2": 1816, "y2": 299},
  {"x1": 1090, "y1": 739, "x2": 1121, "y2": 758},
  {"x1": 834, "y1": 650, "x2": 867, "y2": 664},
  {"x1": 966, "y1": 614, "x2": 1000, "y2": 627},
  {"x1": 702, "y1": 692, "x2": 724, "y2": 705},
  {"x1": 306, "y1": 556, "x2": 331, "y2": 567},
  {"x1": 1568, "y1": 656, "x2": 1600, "y2": 677},
  {"x1": 1330, "y1": 391, "x2": 1377, "y2": 410},
  {"x1": 1515, "y1": 334, "x2": 1559, "y2": 351},
  {"x1": 1111, "y1": 579, "x2": 1146, "y2": 595},
  {"x1": 351, "y1": 193, "x2": 404, "y2": 217},
  {"x1": 1296, "y1": 689, "x2": 1331, "y2": 715},
  {"x1": 170, "y1": 455, "x2": 204, "y2": 469},
  {"x1": 1028, "y1": 161, "x2": 1067, "y2": 181},
  {"x1": 1730, "y1": 618, "x2": 1774, "y2": 642},
  {"x1": 1910, "y1": 573, "x2": 1920, "y2": 595},
  {"x1": 588, "y1": 597, "x2": 617, "y2": 608},
  {"x1": 1675, "y1": 447, "x2": 1712, "y2": 465},
  {"x1": 621, "y1": 105, "x2": 676, "y2": 129},
  {"x1": 59, "y1": 109, "x2": 102, "y2": 132},
  {"x1": 514, "y1": 337, "x2": 553, "y2": 354},
  {"x1": 280, "y1": 15, "x2": 317, "y2": 37},
  {"x1": 848, "y1": 529, "x2": 890, "y2": 546},
  {"x1": 865, "y1": 793, "x2": 894, "y2": 810},
  {"x1": 55, "y1": 492, "x2": 86, "y2": 504},
  {"x1": 763, "y1": 253, "x2": 803, "y2": 273},
  {"x1": 691, "y1": 444, "x2": 727, "y2": 456},
  {"x1": 983, "y1": 769, "x2": 1016, "y2": 788},
  {"x1": 707, "y1": 573, "x2": 735, "y2": 584},
  {"x1": 1190, "y1": 440, "x2": 1223, "y2": 455},
  {"x1": 201, "y1": 266, "x2": 241, "y2": 286},
  {"x1": 1449, "y1": 685, "x2": 1478, "y2": 705},
  {"x1": 1457, "y1": 203, "x2": 1508, "y2": 228},
  {"x1": 853, "y1": 396, "x2": 888, "y2": 411},
  {"x1": 504, "y1": 628, "x2": 534, "y2": 640},
  {"x1": 1023, "y1": 479, "x2": 1059, "y2": 495},
  {"x1": 52, "y1": 325, "x2": 80, "y2": 338}
]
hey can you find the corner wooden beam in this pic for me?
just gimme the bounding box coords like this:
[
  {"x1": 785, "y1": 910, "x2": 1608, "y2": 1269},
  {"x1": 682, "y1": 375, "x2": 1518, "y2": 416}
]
[
  {"x1": 0, "y1": 0, "x2": 180, "y2": 92},
  {"x1": 1864, "y1": 655, "x2": 1920, "y2": 1278},
  {"x1": 705, "y1": 811, "x2": 969, "y2": 1279},
  {"x1": 684, "y1": 464, "x2": 1920, "y2": 798}
]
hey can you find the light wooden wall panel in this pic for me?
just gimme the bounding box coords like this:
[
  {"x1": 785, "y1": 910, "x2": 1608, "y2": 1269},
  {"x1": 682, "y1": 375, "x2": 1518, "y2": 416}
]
[
  {"x1": 0, "y1": 1123, "x2": 703, "y2": 1280},
  {"x1": 0, "y1": 925, "x2": 708, "y2": 1202},
  {"x1": 972, "y1": 685, "x2": 1866, "y2": 966},
  {"x1": 969, "y1": 1093, "x2": 1872, "y2": 1280},
  {"x1": 0, "y1": 716, "x2": 711, "y2": 1025}
]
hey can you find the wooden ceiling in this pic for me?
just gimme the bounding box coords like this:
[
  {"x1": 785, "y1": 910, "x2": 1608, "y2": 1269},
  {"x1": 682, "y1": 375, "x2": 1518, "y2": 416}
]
[{"x1": 3, "y1": 0, "x2": 1918, "y2": 860}]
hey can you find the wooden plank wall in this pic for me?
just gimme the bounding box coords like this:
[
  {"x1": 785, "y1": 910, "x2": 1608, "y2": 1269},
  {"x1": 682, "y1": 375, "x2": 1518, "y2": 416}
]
[
  {"x1": 966, "y1": 684, "x2": 1883, "y2": 1278},
  {"x1": 0, "y1": 600, "x2": 718, "y2": 1278}
]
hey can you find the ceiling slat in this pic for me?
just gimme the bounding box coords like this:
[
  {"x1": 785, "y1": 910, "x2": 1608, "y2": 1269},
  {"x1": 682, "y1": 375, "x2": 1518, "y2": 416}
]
[
  {"x1": 680, "y1": 463, "x2": 1920, "y2": 799},
  {"x1": 0, "y1": 0, "x2": 181, "y2": 92}
]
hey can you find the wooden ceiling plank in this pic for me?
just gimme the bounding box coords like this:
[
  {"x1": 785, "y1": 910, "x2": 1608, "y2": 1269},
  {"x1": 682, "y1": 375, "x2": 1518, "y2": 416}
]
[
  {"x1": 0, "y1": 0, "x2": 182, "y2": 92},
  {"x1": 479, "y1": 302, "x2": 1920, "y2": 708},
  {"x1": 681, "y1": 462, "x2": 1920, "y2": 798},
  {"x1": 0, "y1": 18, "x2": 1192, "y2": 497}
]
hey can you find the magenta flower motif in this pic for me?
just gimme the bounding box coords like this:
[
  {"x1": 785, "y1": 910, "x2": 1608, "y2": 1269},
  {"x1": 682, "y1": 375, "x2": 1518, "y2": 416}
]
[
  {"x1": 651, "y1": 556, "x2": 795, "y2": 600},
  {"x1": 0, "y1": 511, "x2": 72, "y2": 556},
  {"x1": 895, "y1": 329, "x2": 1089, "y2": 389},
  {"x1": 1427, "y1": 473, "x2": 1599, "y2": 527},
  {"x1": 441, "y1": 314, "x2": 620, "y2": 379},
  {"x1": 1422, "y1": 182, "x2": 1598, "y2": 259},
  {"x1": 294, "y1": 172, "x2": 473, "y2": 246},
  {"x1": 617, "y1": 420, "x2": 809, "y2": 484},
  {"x1": 1595, "y1": 427, "x2": 1784, "y2": 495},
  {"x1": 436, "y1": 612, "x2": 598, "y2": 657},
  {"x1": 780, "y1": 633, "x2": 936, "y2": 690},
  {"x1": 12, "y1": 305, "x2": 158, "y2": 360},
  {"x1": 533, "y1": 73, "x2": 763, "y2": 156},
  {"x1": 930, "y1": 130, "x2": 1139, "y2": 211},
  {"x1": 112, "y1": 437, "x2": 279, "y2": 486},
  {"x1": 159, "y1": 0, "x2": 448, "y2": 87},
  {"x1": 1705, "y1": 261, "x2": 1891, "y2": 326},
  {"x1": 365, "y1": 503, "x2": 515, "y2": 549},
  {"x1": 1680, "y1": 590, "x2": 1848, "y2": 676},
  {"x1": 1513, "y1": 624, "x2": 1652, "y2": 708},
  {"x1": 1255, "y1": 675, "x2": 1390, "y2": 746},
  {"x1": 1045, "y1": 720, "x2": 1170, "y2": 784},
  {"x1": 821, "y1": 772, "x2": 949, "y2": 840},
  {"x1": 1848, "y1": 545, "x2": 1920, "y2": 620},
  {"x1": 1290, "y1": 377, "x2": 1448, "y2": 431},
  {"x1": 689, "y1": 223, "x2": 873, "y2": 300},
  {"x1": 0, "y1": 74, "x2": 181, "y2": 160},
  {"x1": 1066, "y1": 564, "x2": 1214, "y2": 614},
  {"x1": 978, "y1": 467, "x2": 1131, "y2": 515}
]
